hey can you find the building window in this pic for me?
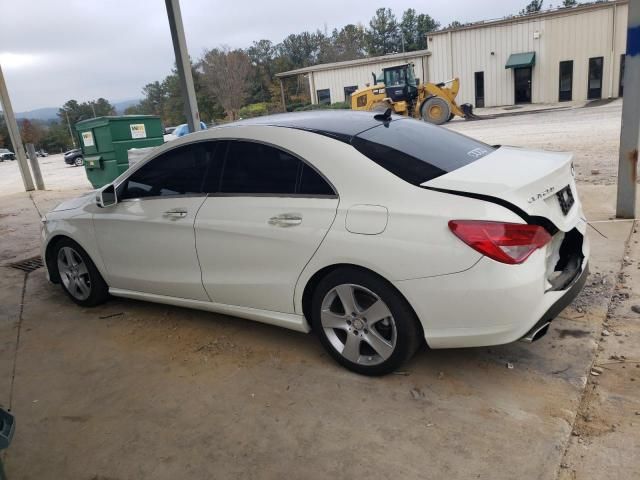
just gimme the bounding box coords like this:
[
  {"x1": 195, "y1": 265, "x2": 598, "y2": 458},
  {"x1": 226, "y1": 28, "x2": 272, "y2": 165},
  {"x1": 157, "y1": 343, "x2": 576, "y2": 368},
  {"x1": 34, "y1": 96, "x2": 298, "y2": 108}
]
[
  {"x1": 588, "y1": 57, "x2": 603, "y2": 100},
  {"x1": 558, "y1": 60, "x2": 573, "y2": 102},
  {"x1": 343, "y1": 85, "x2": 358, "y2": 101},
  {"x1": 317, "y1": 89, "x2": 331, "y2": 105}
]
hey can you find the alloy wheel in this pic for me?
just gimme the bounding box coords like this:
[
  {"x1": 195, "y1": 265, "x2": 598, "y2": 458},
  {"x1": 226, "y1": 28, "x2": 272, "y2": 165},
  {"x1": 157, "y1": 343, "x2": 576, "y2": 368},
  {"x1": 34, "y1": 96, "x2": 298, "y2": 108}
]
[
  {"x1": 57, "y1": 246, "x2": 92, "y2": 301},
  {"x1": 320, "y1": 283, "x2": 397, "y2": 366}
]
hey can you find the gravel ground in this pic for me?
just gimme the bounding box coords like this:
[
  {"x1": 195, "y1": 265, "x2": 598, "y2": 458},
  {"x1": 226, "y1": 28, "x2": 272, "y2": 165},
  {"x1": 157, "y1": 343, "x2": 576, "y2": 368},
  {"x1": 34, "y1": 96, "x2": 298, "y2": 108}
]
[
  {"x1": 446, "y1": 100, "x2": 623, "y2": 186},
  {"x1": 0, "y1": 153, "x2": 90, "y2": 196}
]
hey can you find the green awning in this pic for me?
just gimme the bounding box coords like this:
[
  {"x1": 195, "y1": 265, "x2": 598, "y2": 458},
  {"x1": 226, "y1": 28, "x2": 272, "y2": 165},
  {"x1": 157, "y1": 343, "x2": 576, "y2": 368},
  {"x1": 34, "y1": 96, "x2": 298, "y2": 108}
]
[{"x1": 505, "y1": 52, "x2": 535, "y2": 69}]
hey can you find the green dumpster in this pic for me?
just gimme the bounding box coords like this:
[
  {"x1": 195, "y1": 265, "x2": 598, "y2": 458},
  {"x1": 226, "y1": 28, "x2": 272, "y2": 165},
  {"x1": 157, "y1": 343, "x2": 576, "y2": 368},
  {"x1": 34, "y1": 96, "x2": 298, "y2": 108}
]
[{"x1": 75, "y1": 115, "x2": 164, "y2": 188}]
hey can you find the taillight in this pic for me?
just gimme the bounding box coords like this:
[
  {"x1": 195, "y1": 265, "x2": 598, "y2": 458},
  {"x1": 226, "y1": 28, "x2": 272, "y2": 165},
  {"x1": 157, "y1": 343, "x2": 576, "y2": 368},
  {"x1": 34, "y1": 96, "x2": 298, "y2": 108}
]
[{"x1": 448, "y1": 220, "x2": 551, "y2": 265}]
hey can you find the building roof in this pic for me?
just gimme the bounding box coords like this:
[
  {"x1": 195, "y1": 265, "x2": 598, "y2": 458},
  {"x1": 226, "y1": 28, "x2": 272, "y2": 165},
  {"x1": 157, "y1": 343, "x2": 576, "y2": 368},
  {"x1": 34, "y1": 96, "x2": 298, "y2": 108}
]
[
  {"x1": 275, "y1": 49, "x2": 431, "y2": 78},
  {"x1": 429, "y1": 0, "x2": 627, "y2": 36}
]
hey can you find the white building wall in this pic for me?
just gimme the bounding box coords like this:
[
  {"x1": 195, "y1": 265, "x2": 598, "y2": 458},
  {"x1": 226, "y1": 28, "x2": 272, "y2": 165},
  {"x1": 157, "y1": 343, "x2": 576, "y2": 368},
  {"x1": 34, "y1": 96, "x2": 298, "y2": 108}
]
[
  {"x1": 309, "y1": 55, "x2": 429, "y2": 104},
  {"x1": 426, "y1": 2, "x2": 628, "y2": 107}
]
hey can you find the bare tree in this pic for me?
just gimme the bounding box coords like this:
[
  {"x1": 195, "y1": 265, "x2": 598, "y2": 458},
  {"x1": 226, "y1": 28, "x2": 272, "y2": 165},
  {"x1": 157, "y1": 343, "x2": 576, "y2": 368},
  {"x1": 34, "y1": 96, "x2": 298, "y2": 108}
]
[{"x1": 200, "y1": 46, "x2": 253, "y2": 120}]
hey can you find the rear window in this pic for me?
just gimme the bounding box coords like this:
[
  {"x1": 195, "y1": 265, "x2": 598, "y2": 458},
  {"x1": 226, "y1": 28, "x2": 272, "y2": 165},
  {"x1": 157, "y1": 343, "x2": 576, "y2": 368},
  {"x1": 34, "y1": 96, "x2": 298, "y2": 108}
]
[{"x1": 351, "y1": 118, "x2": 494, "y2": 185}]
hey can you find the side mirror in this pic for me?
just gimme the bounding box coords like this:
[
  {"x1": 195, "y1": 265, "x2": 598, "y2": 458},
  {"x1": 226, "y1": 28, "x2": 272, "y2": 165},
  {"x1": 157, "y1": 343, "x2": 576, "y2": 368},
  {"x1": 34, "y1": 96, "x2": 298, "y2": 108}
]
[{"x1": 97, "y1": 184, "x2": 117, "y2": 208}]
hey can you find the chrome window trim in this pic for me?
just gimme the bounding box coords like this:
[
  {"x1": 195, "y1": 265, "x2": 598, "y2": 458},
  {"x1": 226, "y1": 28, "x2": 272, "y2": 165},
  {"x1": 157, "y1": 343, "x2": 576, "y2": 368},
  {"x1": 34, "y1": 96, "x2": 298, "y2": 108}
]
[
  {"x1": 208, "y1": 192, "x2": 339, "y2": 199},
  {"x1": 118, "y1": 193, "x2": 208, "y2": 203},
  {"x1": 115, "y1": 135, "x2": 339, "y2": 199}
]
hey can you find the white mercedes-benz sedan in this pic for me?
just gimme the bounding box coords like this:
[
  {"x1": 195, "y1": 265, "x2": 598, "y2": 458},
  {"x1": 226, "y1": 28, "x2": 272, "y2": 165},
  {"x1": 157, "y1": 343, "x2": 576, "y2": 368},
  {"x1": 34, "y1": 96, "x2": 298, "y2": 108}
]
[{"x1": 41, "y1": 111, "x2": 589, "y2": 375}]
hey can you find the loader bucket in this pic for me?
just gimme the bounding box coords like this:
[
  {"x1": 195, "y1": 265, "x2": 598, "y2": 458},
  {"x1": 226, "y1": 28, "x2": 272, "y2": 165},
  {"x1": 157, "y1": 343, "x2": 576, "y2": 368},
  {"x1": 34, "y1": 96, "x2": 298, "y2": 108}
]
[{"x1": 461, "y1": 103, "x2": 481, "y2": 120}]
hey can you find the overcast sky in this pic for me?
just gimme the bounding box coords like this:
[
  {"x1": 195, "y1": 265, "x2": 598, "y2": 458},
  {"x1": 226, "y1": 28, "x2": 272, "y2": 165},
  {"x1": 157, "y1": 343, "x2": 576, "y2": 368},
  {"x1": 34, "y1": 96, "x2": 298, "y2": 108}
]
[{"x1": 1, "y1": 0, "x2": 524, "y2": 112}]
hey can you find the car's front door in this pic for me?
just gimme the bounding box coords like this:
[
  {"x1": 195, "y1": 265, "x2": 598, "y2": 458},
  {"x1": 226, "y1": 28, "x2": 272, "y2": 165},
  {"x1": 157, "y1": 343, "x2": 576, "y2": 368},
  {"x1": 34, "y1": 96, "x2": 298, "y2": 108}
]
[
  {"x1": 195, "y1": 140, "x2": 339, "y2": 313},
  {"x1": 93, "y1": 143, "x2": 211, "y2": 301}
]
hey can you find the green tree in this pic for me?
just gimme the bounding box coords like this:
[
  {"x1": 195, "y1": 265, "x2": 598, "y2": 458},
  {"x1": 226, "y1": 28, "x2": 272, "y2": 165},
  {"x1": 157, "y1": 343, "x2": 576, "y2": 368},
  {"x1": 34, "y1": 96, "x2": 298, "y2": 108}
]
[
  {"x1": 365, "y1": 8, "x2": 401, "y2": 56},
  {"x1": 0, "y1": 116, "x2": 12, "y2": 150},
  {"x1": 58, "y1": 98, "x2": 115, "y2": 126},
  {"x1": 399, "y1": 9, "x2": 439, "y2": 51},
  {"x1": 331, "y1": 24, "x2": 366, "y2": 61},
  {"x1": 520, "y1": 0, "x2": 543, "y2": 15},
  {"x1": 19, "y1": 119, "x2": 44, "y2": 146},
  {"x1": 40, "y1": 121, "x2": 73, "y2": 153},
  {"x1": 200, "y1": 47, "x2": 253, "y2": 120}
]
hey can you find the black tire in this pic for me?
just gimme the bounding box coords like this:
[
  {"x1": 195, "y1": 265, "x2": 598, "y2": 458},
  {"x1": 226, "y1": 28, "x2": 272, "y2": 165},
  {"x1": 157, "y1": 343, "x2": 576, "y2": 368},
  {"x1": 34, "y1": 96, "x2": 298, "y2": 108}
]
[
  {"x1": 311, "y1": 267, "x2": 423, "y2": 376},
  {"x1": 74, "y1": 156, "x2": 84, "y2": 167},
  {"x1": 52, "y1": 238, "x2": 109, "y2": 307},
  {"x1": 421, "y1": 97, "x2": 451, "y2": 125}
]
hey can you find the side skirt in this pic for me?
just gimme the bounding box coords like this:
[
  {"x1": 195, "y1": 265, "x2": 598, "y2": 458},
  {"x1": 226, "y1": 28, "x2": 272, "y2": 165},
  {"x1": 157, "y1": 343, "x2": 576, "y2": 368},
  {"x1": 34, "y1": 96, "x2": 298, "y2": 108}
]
[{"x1": 109, "y1": 288, "x2": 311, "y2": 333}]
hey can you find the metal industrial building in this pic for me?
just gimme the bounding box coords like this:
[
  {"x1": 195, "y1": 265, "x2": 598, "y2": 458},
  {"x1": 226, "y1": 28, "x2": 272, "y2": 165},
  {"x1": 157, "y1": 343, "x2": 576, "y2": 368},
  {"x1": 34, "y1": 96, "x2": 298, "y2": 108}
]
[
  {"x1": 278, "y1": 0, "x2": 628, "y2": 108},
  {"x1": 276, "y1": 50, "x2": 430, "y2": 105}
]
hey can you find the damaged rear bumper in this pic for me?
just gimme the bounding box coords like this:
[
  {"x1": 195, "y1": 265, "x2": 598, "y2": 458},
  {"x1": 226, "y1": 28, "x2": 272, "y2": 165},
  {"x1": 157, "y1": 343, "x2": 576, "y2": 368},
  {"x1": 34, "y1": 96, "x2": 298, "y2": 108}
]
[{"x1": 520, "y1": 261, "x2": 589, "y2": 342}]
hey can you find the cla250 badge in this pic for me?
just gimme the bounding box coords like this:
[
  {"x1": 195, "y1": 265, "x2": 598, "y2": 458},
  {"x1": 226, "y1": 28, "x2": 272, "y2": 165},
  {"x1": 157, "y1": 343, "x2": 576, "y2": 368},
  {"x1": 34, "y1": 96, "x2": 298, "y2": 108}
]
[{"x1": 528, "y1": 186, "x2": 555, "y2": 204}]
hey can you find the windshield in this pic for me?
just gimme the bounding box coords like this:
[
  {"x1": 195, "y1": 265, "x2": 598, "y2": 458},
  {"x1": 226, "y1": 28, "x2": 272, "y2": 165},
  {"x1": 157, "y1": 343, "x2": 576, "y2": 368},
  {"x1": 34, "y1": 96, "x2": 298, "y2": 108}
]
[{"x1": 351, "y1": 118, "x2": 494, "y2": 185}]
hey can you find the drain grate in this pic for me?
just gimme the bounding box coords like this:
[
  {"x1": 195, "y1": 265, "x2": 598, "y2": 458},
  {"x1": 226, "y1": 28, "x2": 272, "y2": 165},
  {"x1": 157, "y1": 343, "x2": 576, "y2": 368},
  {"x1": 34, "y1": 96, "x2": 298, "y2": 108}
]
[{"x1": 9, "y1": 256, "x2": 44, "y2": 273}]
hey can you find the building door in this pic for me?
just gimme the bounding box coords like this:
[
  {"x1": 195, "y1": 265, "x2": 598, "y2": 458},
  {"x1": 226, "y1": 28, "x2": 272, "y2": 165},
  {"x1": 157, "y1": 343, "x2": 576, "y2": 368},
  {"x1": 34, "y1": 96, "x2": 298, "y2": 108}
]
[
  {"x1": 588, "y1": 57, "x2": 603, "y2": 99},
  {"x1": 558, "y1": 60, "x2": 573, "y2": 101},
  {"x1": 514, "y1": 67, "x2": 532, "y2": 103},
  {"x1": 619, "y1": 54, "x2": 625, "y2": 97},
  {"x1": 474, "y1": 71, "x2": 485, "y2": 108}
]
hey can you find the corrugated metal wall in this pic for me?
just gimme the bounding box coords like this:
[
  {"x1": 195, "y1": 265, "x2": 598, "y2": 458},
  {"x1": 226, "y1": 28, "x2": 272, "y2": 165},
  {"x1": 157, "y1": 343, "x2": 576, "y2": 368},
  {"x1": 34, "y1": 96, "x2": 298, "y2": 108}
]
[
  {"x1": 310, "y1": 55, "x2": 429, "y2": 104},
  {"x1": 427, "y1": 2, "x2": 628, "y2": 107}
]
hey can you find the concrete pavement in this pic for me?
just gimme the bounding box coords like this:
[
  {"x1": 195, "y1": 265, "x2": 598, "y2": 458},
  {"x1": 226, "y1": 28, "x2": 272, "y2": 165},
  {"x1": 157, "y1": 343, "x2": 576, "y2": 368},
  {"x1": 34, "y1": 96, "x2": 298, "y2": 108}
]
[{"x1": 0, "y1": 183, "x2": 636, "y2": 479}]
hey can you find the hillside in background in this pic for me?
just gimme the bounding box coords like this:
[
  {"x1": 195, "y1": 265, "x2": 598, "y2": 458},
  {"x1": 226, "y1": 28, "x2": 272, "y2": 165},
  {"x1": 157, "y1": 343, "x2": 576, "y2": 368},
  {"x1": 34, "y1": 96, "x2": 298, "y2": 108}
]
[{"x1": 2, "y1": 98, "x2": 141, "y2": 121}]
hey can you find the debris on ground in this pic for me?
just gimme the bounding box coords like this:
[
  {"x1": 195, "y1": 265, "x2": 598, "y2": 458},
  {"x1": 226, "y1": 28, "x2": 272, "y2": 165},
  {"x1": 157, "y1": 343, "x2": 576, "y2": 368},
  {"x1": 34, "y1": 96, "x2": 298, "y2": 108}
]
[
  {"x1": 410, "y1": 388, "x2": 425, "y2": 400},
  {"x1": 506, "y1": 362, "x2": 514, "y2": 369},
  {"x1": 631, "y1": 305, "x2": 640, "y2": 314}
]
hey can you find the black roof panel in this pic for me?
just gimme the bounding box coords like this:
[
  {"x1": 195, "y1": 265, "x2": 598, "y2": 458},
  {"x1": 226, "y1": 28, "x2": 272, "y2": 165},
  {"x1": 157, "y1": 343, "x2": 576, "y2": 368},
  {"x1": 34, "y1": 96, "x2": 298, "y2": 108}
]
[{"x1": 228, "y1": 110, "x2": 394, "y2": 141}]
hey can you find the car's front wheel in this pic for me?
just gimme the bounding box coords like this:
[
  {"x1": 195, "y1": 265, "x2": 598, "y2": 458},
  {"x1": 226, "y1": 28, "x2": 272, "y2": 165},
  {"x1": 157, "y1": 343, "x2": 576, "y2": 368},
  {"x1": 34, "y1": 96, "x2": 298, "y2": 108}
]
[
  {"x1": 311, "y1": 267, "x2": 423, "y2": 376},
  {"x1": 53, "y1": 238, "x2": 109, "y2": 307},
  {"x1": 74, "y1": 156, "x2": 84, "y2": 167}
]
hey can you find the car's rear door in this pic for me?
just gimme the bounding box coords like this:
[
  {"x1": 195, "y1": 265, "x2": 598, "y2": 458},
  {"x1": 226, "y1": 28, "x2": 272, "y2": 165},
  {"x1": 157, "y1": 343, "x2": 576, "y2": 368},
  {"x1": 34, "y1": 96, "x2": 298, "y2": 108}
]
[
  {"x1": 93, "y1": 143, "x2": 211, "y2": 301},
  {"x1": 195, "y1": 139, "x2": 338, "y2": 313}
]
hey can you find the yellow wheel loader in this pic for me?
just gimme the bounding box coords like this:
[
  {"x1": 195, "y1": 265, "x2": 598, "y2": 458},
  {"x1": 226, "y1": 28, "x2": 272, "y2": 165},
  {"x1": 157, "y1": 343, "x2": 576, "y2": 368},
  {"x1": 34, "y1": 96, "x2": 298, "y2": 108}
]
[{"x1": 350, "y1": 63, "x2": 478, "y2": 125}]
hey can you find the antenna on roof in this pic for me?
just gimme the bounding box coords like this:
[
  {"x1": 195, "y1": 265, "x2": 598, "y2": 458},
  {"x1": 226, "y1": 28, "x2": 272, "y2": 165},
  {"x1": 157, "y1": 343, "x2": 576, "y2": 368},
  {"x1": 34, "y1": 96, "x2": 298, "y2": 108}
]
[{"x1": 373, "y1": 108, "x2": 393, "y2": 122}]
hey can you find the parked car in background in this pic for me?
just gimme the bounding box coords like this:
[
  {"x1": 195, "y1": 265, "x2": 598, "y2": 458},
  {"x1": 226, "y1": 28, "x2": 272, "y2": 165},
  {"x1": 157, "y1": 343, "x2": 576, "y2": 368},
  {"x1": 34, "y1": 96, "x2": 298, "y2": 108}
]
[
  {"x1": 41, "y1": 111, "x2": 589, "y2": 376},
  {"x1": 63, "y1": 148, "x2": 84, "y2": 167},
  {"x1": 173, "y1": 122, "x2": 207, "y2": 137},
  {"x1": 0, "y1": 148, "x2": 16, "y2": 161},
  {"x1": 164, "y1": 126, "x2": 177, "y2": 135},
  {"x1": 37, "y1": 150, "x2": 49, "y2": 157}
]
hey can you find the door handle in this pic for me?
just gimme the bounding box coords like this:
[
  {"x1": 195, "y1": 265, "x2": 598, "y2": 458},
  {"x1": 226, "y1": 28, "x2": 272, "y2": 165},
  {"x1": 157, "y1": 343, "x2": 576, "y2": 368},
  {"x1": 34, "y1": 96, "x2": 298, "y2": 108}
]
[
  {"x1": 268, "y1": 213, "x2": 302, "y2": 227},
  {"x1": 163, "y1": 208, "x2": 188, "y2": 219}
]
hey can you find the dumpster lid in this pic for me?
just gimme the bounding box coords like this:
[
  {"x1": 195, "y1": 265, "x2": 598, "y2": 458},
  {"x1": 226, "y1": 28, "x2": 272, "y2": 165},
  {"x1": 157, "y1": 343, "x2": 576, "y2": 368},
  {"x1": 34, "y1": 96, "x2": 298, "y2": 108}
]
[{"x1": 75, "y1": 115, "x2": 160, "y2": 131}]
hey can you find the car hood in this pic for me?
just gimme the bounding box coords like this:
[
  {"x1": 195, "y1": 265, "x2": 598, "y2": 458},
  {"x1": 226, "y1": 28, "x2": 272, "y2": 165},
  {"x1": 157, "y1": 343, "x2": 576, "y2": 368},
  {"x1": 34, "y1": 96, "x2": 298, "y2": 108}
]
[{"x1": 51, "y1": 191, "x2": 96, "y2": 212}]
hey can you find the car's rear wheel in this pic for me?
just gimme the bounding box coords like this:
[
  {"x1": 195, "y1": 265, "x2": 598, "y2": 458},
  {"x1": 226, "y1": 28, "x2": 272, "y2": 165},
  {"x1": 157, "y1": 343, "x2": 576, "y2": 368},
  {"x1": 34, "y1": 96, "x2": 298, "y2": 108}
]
[
  {"x1": 311, "y1": 267, "x2": 423, "y2": 376},
  {"x1": 54, "y1": 238, "x2": 109, "y2": 307},
  {"x1": 74, "y1": 156, "x2": 84, "y2": 167}
]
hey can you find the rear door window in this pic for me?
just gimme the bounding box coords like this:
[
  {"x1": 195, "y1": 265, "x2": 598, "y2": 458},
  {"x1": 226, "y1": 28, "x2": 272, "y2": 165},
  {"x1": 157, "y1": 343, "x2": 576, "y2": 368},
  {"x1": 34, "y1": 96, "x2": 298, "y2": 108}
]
[
  {"x1": 220, "y1": 141, "x2": 300, "y2": 194},
  {"x1": 352, "y1": 118, "x2": 494, "y2": 185},
  {"x1": 219, "y1": 140, "x2": 336, "y2": 196}
]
